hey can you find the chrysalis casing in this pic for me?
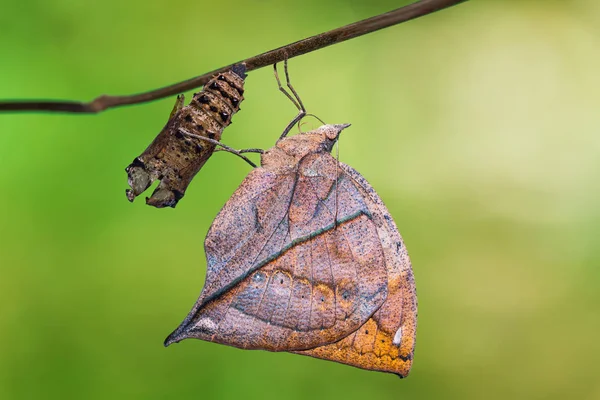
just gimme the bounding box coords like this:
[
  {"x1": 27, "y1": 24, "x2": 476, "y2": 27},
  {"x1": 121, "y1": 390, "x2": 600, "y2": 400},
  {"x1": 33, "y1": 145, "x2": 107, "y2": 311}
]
[{"x1": 125, "y1": 63, "x2": 246, "y2": 208}]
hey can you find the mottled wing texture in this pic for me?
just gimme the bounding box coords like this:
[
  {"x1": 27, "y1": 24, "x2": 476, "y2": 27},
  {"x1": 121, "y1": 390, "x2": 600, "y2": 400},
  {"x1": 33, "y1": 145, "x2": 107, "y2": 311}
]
[
  {"x1": 166, "y1": 152, "x2": 389, "y2": 352},
  {"x1": 295, "y1": 162, "x2": 417, "y2": 377},
  {"x1": 165, "y1": 139, "x2": 417, "y2": 377}
]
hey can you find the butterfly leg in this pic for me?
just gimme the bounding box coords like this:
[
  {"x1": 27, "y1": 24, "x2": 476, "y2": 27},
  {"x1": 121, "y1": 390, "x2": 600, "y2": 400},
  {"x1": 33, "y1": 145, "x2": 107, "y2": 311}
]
[
  {"x1": 178, "y1": 128, "x2": 261, "y2": 168},
  {"x1": 282, "y1": 58, "x2": 306, "y2": 115},
  {"x1": 274, "y1": 59, "x2": 307, "y2": 141}
]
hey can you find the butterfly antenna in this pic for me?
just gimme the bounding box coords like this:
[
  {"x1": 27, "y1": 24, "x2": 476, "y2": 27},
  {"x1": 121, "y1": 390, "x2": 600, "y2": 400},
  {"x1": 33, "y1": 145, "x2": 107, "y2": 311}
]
[
  {"x1": 275, "y1": 59, "x2": 307, "y2": 141},
  {"x1": 283, "y1": 58, "x2": 306, "y2": 114},
  {"x1": 306, "y1": 113, "x2": 326, "y2": 125},
  {"x1": 297, "y1": 119, "x2": 310, "y2": 134}
]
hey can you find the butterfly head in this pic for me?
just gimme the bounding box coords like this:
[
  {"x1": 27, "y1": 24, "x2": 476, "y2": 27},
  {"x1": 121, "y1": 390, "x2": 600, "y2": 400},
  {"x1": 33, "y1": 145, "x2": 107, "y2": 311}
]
[
  {"x1": 264, "y1": 123, "x2": 351, "y2": 169},
  {"x1": 316, "y1": 123, "x2": 351, "y2": 152}
]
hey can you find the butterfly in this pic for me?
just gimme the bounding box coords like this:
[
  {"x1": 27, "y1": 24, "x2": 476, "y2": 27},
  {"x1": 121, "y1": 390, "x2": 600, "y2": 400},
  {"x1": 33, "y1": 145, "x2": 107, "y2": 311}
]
[{"x1": 164, "y1": 123, "x2": 417, "y2": 377}]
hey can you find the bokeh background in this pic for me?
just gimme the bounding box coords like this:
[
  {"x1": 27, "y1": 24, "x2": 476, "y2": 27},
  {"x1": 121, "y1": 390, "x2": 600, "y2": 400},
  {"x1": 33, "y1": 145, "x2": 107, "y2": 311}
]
[{"x1": 1, "y1": 0, "x2": 599, "y2": 399}]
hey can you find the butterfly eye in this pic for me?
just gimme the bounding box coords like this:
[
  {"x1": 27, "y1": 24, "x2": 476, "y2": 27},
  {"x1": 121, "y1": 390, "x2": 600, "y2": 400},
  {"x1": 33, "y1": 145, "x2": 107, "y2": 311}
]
[
  {"x1": 323, "y1": 123, "x2": 350, "y2": 140},
  {"x1": 325, "y1": 131, "x2": 338, "y2": 140}
]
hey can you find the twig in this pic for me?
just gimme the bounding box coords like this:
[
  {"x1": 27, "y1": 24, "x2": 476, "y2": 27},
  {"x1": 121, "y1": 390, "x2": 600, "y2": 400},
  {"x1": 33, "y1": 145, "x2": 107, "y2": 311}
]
[{"x1": 0, "y1": 0, "x2": 467, "y2": 114}]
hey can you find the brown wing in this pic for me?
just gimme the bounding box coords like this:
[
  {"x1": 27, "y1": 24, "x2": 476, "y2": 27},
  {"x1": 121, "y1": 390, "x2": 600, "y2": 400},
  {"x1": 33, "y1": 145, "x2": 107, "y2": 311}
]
[
  {"x1": 295, "y1": 161, "x2": 417, "y2": 377},
  {"x1": 165, "y1": 152, "x2": 389, "y2": 351}
]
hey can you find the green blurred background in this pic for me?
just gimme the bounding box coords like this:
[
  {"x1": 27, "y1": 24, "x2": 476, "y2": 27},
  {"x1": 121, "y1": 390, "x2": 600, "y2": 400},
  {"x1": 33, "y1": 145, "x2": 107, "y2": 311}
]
[{"x1": 1, "y1": 0, "x2": 599, "y2": 398}]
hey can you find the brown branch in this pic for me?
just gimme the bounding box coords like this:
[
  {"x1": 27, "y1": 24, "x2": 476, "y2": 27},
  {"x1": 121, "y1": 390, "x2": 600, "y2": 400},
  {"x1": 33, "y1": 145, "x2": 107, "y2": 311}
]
[{"x1": 0, "y1": 0, "x2": 467, "y2": 114}]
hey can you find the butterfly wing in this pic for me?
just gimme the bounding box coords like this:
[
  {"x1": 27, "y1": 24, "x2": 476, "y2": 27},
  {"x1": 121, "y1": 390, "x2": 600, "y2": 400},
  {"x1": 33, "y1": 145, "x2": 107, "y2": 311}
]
[
  {"x1": 165, "y1": 152, "x2": 389, "y2": 351},
  {"x1": 295, "y1": 161, "x2": 417, "y2": 377}
]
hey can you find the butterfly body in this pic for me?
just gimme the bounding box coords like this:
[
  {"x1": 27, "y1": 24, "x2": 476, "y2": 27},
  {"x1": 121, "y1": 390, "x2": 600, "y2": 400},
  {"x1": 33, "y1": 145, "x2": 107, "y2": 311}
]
[{"x1": 166, "y1": 124, "x2": 417, "y2": 377}]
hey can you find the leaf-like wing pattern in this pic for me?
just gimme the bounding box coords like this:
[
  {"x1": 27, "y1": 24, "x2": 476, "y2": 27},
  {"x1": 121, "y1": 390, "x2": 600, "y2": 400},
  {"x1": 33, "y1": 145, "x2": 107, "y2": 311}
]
[
  {"x1": 166, "y1": 152, "x2": 388, "y2": 351},
  {"x1": 165, "y1": 125, "x2": 417, "y2": 377}
]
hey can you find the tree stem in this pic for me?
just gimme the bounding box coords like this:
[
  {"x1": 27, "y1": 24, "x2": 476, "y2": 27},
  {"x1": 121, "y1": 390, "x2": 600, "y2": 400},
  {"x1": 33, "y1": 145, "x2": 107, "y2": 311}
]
[{"x1": 0, "y1": 0, "x2": 467, "y2": 114}]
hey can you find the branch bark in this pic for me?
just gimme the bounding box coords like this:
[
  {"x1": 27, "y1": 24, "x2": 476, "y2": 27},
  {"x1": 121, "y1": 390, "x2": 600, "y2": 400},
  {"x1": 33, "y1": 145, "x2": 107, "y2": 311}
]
[{"x1": 0, "y1": 0, "x2": 467, "y2": 114}]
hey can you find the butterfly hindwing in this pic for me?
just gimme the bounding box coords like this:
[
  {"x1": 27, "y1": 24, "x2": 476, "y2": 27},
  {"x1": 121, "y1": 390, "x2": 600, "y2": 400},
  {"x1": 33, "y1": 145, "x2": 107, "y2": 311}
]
[{"x1": 295, "y1": 162, "x2": 417, "y2": 377}]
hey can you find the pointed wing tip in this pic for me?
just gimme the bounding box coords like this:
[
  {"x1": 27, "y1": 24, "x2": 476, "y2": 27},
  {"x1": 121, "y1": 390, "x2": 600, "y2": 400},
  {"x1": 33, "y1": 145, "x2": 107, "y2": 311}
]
[
  {"x1": 163, "y1": 332, "x2": 180, "y2": 347},
  {"x1": 164, "y1": 304, "x2": 212, "y2": 347},
  {"x1": 164, "y1": 331, "x2": 185, "y2": 347}
]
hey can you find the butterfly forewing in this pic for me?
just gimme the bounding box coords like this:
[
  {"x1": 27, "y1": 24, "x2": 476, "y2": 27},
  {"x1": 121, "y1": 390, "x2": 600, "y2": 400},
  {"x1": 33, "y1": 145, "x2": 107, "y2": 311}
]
[{"x1": 167, "y1": 155, "x2": 388, "y2": 350}]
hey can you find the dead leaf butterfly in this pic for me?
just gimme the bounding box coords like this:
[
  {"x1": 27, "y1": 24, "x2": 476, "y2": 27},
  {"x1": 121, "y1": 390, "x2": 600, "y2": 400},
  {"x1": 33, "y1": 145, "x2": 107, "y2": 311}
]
[
  {"x1": 165, "y1": 123, "x2": 417, "y2": 377},
  {"x1": 126, "y1": 63, "x2": 246, "y2": 208}
]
